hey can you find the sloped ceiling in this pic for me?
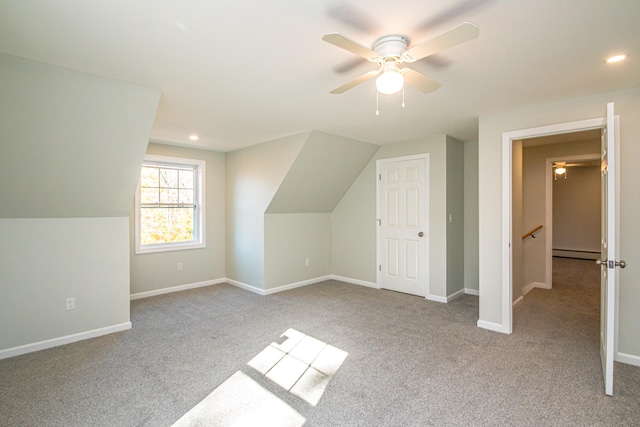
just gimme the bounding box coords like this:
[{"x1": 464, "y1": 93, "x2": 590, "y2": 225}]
[
  {"x1": 0, "y1": 55, "x2": 161, "y2": 218},
  {"x1": 1, "y1": 1, "x2": 638, "y2": 152},
  {"x1": 266, "y1": 130, "x2": 379, "y2": 213}
]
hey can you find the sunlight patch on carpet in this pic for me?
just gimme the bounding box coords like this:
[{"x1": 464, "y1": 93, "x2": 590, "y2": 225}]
[
  {"x1": 247, "y1": 328, "x2": 348, "y2": 406},
  {"x1": 171, "y1": 371, "x2": 305, "y2": 427}
]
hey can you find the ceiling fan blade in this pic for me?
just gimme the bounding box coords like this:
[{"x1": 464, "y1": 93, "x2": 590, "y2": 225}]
[
  {"x1": 566, "y1": 162, "x2": 598, "y2": 167},
  {"x1": 402, "y1": 69, "x2": 441, "y2": 93},
  {"x1": 330, "y1": 70, "x2": 379, "y2": 94},
  {"x1": 333, "y1": 57, "x2": 368, "y2": 74},
  {"x1": 322, "y1": 32, "x2": 378, "y2": 61},
  {"x1": 415, "y1": 0, "x2": 494, "y2": 32},
  {"x1": 326, "y1": 4, "x2": 380, "y2": 33},
  {"x1": 404, "y1": 22, "x2": 479, "y2": 62}
]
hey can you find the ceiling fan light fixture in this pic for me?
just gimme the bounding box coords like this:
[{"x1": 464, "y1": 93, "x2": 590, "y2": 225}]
[
  {"x1": 606, "y1": 54, "x2": 627, "y2": 64},
  {"x1": 555, "y1": 167, "x2": 566, "y2": 175},
  {"x1": 376, "y1": 69, "x2": 404, "y2": 95}
]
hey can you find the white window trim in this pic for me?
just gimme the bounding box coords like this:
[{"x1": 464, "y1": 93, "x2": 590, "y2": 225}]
[{"x1": 135, "y1": 154, "x2": 206, "y2": 254}]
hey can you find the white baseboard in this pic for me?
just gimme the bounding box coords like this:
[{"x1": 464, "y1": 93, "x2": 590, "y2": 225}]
[
  {"x1": 513, "y1": 295, "x2": 524, "y2": 307},
  {"x1": 522, "y1": 282, "x2": 536, "y2": 296},
  {"x1": 616, "y1": 351, "x2": 640, "y2": 367},
  {"x1": 477, "y1": 319, "x2": 509, "y2": 334},
  {"x1": 446, "y1": 288, "x2": 465, "y2": 302},
  {"x1": 330, "y1": 275, "x2": 378, "y2": 289},
  {"x1": 225, "y1": 279, "x2": 265, "y2": 295},
  {"x1": 425, "y1": 288, "x2": 481, "y2": 303},
  {"x1": 227, "y1": 276, "x2": 333, "y2": 296},
  {"x1": 426, "y1": 294, "x2": 448, "y2": 303},
  {"x1": 522, "y1": 281, "x2": 549, "y2": 296},
  {"x1": 264, "y1": 276, "x2": 332, "y2": 295},
  {"x1": 130, "y1": 279, "x2": 226, "y2": 300},
  {"x1": 0, "y1": 322, "x2": 132, "y2": 361},
  {"x1": 539, "y1": 281, "x2": 551, "y2": 289}
]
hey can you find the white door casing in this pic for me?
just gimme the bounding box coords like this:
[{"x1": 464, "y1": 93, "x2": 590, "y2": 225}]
[
  {"x1": 496, "y1": 116, "x2": 608, "y2": 334},
  {"x1": 497, "y1": 103, "x2": 621, "y2": 396},
  {"x1": 376, "y1": 154, "x2": 429, "y2": 297}
]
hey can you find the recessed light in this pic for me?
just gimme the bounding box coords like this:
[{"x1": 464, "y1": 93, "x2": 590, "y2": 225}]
[
  {"x1": 606, "y1": 54, "x2": 627, "y2": 63},
  {"x1": 189, "y1": 134, "x2": 199, "y2": 141}
]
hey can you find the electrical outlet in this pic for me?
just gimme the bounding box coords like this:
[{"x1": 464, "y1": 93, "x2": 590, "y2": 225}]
[
  {"x1": 178, "y1": 262, "x2": 183, "y2": 271},
  {"x1": 66, "y1": 298, "x2": 75, "y2": 311},
  {"x1": 305, "y1": 258, "x2": 310, "y2": 266}
]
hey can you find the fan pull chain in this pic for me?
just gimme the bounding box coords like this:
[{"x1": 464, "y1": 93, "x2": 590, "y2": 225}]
[
  {"x1": 376, "y1": 90, "x2": 379, "y2": 116},
  {"x1": 402, "y1": 85, "x2": 405, "y2": 108}
]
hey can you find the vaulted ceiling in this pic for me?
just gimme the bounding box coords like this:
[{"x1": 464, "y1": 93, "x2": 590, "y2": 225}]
[{"x1": 1, "y1": 0, "x2": 639, "y2": 152}]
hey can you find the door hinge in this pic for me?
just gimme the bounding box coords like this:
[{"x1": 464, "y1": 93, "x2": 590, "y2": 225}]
[
  {"x1": 379, "y1": 174, "x2": 381, "y2": 181},
  {"x1": 379, "y1": 265, "x2": 381, "y2": 271}
]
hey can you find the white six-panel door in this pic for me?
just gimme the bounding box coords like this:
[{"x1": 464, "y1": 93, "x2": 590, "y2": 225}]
[{"x1": 377, "y1": 155, "x2": 429, "y2": 297}]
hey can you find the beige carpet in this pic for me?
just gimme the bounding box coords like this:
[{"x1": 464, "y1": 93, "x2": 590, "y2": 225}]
[{"x1": 1, "y1": 258, "x2": 639, "y2": 426}]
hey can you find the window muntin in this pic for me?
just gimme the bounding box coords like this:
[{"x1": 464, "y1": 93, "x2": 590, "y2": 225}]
[{"x1": 135, "y1": 155, "x2": 205, "y2": 254}]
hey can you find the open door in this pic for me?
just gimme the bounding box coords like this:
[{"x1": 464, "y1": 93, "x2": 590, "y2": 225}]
[{"x1": 598, "y1": 102, "x2": 622, "y2": 396}]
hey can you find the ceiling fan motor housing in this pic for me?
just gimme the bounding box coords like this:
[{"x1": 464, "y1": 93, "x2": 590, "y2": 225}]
[{"x1": 373, "y1": 35, "x2": 409, "y2": 60}]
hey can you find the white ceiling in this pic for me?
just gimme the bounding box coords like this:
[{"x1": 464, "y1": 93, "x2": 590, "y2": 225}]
[{"x1": 1, "y1": 0, "x2": 639, "y2": 152}]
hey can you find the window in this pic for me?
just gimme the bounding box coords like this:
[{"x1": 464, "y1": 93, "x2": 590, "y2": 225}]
[{"x1": 135, "y1": 155, "x2": 205, "y2": 254}]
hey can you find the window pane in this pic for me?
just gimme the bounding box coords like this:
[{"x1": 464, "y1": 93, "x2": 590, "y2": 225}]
[
  {"x1": 159, "y1": 168, "x2": 178, "y2": 188},
  {"x1": 160, "y1": 188, "x2": 179, "y2": 204},
  {"x1": 180, "y1": 189, "x2": 194, "y2": 204},
  {"x1": 179, "y1": 170, "x2": 194, "y2": 189},
  {"x1": 141, "y1": 167, "x2": 159, "y2": 187},
  {"x1": 141, "y1": 187, "x2": 159, "y2": 204},
  {"x1": 140, "y1": 207, "x2": 194, "y2": 245}
]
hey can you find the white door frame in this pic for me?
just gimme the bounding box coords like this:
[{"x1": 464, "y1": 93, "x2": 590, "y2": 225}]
[
  {"x1": 544, "y1": 152, "x2": 601, "y2": 288},
  {"x1": 376, "y1": 153, "x2": 430, "y2": 297},
  {"x1": 501, "y1": 117, "x2": 604, "y2": 334}
]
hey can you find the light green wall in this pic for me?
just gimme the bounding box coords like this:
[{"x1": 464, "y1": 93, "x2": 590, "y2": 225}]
[
  {"x1": 265, "y1": 213, "x2": 331, "y2": 289},
  {"x1": 478, "y1": 87, "x2": 640, "y2": 359},
  {"x1": 331, "y1": 135, "x2": 452, "y2": 299},
  {"x1": 129, "y1": 143, "x2": 226, "y2": 294},
  {"x1": 0, "y1": 54, "x2": 160, "y2": 218},
  {"x1": 225, "y1": 133, "x2": 307, "y2": 288},
  {"x1": 0, "y1": 218, "x2": 131, "y2": 351},
  {"x1": 0, "y1": 55, "x2": 159, "y2": 355},
  {"x1": 267, "y1": 130, "x2": 378, "y2": 213},
  {"x1": 446, "y1": 136, "x2": 465, "y2": 296},
  {"x1": 463, "y1": 140, "x2": 479, "y2": 292},
  {"x1": 330, "y1": 160, "x2": 378, "y2": 283}
]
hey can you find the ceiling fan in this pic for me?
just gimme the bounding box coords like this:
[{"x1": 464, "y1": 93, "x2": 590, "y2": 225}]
[
  {"x1": 322, "y1": 22, "x2": 479, "y2": 95},
  {"x1": 553, "y1": 160, "x2": 599, "y2": 179}
]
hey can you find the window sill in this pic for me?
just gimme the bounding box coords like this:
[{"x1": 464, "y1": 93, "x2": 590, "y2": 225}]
[{"x1": 135, "y1": 241, "x2": 206, "y2": 255}]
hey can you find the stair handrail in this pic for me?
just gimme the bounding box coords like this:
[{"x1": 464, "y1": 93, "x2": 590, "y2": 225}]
[{"x1": 522, "y1": 225, "x2": 543, "y2": 240}]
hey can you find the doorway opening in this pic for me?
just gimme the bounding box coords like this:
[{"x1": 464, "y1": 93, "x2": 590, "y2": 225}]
[
  {"x1": 500, "y1": 117, "x2": 604, "y2": 334},
  {"x1": 501, "y1": 104, "x2": 620, "y2": 396},
  {"x1": 516, "y1": 131, "x2": 601, "y2": 299}
]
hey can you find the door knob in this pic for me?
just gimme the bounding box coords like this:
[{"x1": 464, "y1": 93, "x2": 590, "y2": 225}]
[
  {"x1": 596, "y1": 259, "x2": 627, "y2": 268},
  {"x1": 418, "y1": 232, "x2": 424, "y2": 237}
]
